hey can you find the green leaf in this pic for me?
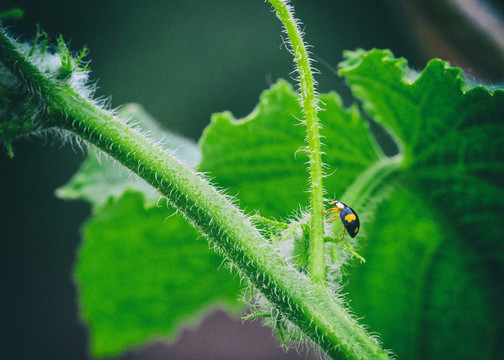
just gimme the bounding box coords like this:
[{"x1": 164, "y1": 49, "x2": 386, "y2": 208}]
[
  {"x1": 198, "y1": 79, "x2": 383, "y2": 219},
  {"x1": 76, "y1": 190, "x2": 242, "y2": 357},
  {"x1": 339, "y1": 49, "x2": 504, "y2": 261},
  {"x1": 56, "y1": 153, "x2": 157, "y2": 209},
  {"x1": 338, "y1": 49, "x2": 504, "y2": 359},
  {"x1": 345, "y1": 186, "x2": 501, "y2": 359}
]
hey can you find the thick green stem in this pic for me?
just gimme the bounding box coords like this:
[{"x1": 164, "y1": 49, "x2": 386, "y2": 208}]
[
  {"x1": 0, "y1": 26, "x2": 392, "y2": 360},
  {"x1": 268, "y1": 0, "x2": 326, "y2": 283}
]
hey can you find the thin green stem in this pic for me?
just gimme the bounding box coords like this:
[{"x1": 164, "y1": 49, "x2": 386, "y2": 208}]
[{"x1": 267, "y1": 0, "x2": 325, "y2": 283}]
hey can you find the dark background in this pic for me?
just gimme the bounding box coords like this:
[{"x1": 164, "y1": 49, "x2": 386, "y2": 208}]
[{"x1": 1, "y1": 1, "x2": 503, "y2": 359}]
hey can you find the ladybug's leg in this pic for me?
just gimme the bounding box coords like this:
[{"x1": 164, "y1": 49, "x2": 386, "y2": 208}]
[
  {"x1": 323, "y1": 207, "x2": 342, "y2": 223},
  {"x1": 327, "y1": 213, "x2": 340, "y2": 223},
  {"x1": 337, "y1": 227, "x2": 346, "y2": 244},
  {"x1": 322, "y1": 207, "x2": 339, "y2": 215}
]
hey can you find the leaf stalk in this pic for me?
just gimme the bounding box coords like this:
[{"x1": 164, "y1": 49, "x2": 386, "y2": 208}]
[{"x1": 267, "y1": 0, "x2": 326, "y2": 284}]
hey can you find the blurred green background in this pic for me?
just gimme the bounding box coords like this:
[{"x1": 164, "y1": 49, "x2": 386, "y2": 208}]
[{"x1": 1, "y1": 0, "x2": 503, "y2": 359}]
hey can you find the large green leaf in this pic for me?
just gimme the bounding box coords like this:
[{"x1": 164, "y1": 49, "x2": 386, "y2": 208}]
[
  {"x1": 77, "y1": 190, "x2": 242, "y2": 357},
  {"x1": 345, "y1": 186, "x2": 501, "y2": 359},
  {"x1": 339, "y1": 49, "x2": 504, "y2": 261},
  {"x1": 338, "y1": 49, "x2": 504, "y2": 359}
]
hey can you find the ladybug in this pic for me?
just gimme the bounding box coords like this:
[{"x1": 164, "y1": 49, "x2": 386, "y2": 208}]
[{"x1": 323, "y1": 200, "x2": 360, "y2": 240}]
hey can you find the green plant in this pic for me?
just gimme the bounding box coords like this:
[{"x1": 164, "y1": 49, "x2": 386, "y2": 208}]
[{"x1": 1, "y1": 2, "x2": 503, "y2": 359}]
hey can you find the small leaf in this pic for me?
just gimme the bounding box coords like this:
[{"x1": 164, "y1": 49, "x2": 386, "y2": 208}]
[{"x1": 56, "y1": 153, "x2": 157, "y2": 208}]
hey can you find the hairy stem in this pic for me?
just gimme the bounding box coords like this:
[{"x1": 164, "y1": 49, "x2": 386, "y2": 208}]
[
  {"x1": 0, "y1": 25, "x2": 391, "y2": 360},
  {"x1": 267, "y1": 0, "x2": 326, "y2": 283}
]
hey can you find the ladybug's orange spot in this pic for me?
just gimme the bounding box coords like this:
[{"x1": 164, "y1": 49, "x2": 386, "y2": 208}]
[{"x1": 344, "y1": 214, "x2": 357, "y2": 223}]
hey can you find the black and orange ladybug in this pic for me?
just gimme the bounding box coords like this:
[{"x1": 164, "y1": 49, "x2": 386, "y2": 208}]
[{"x1": 323, "y1": 200, "x2": 360, "y2": 240}]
